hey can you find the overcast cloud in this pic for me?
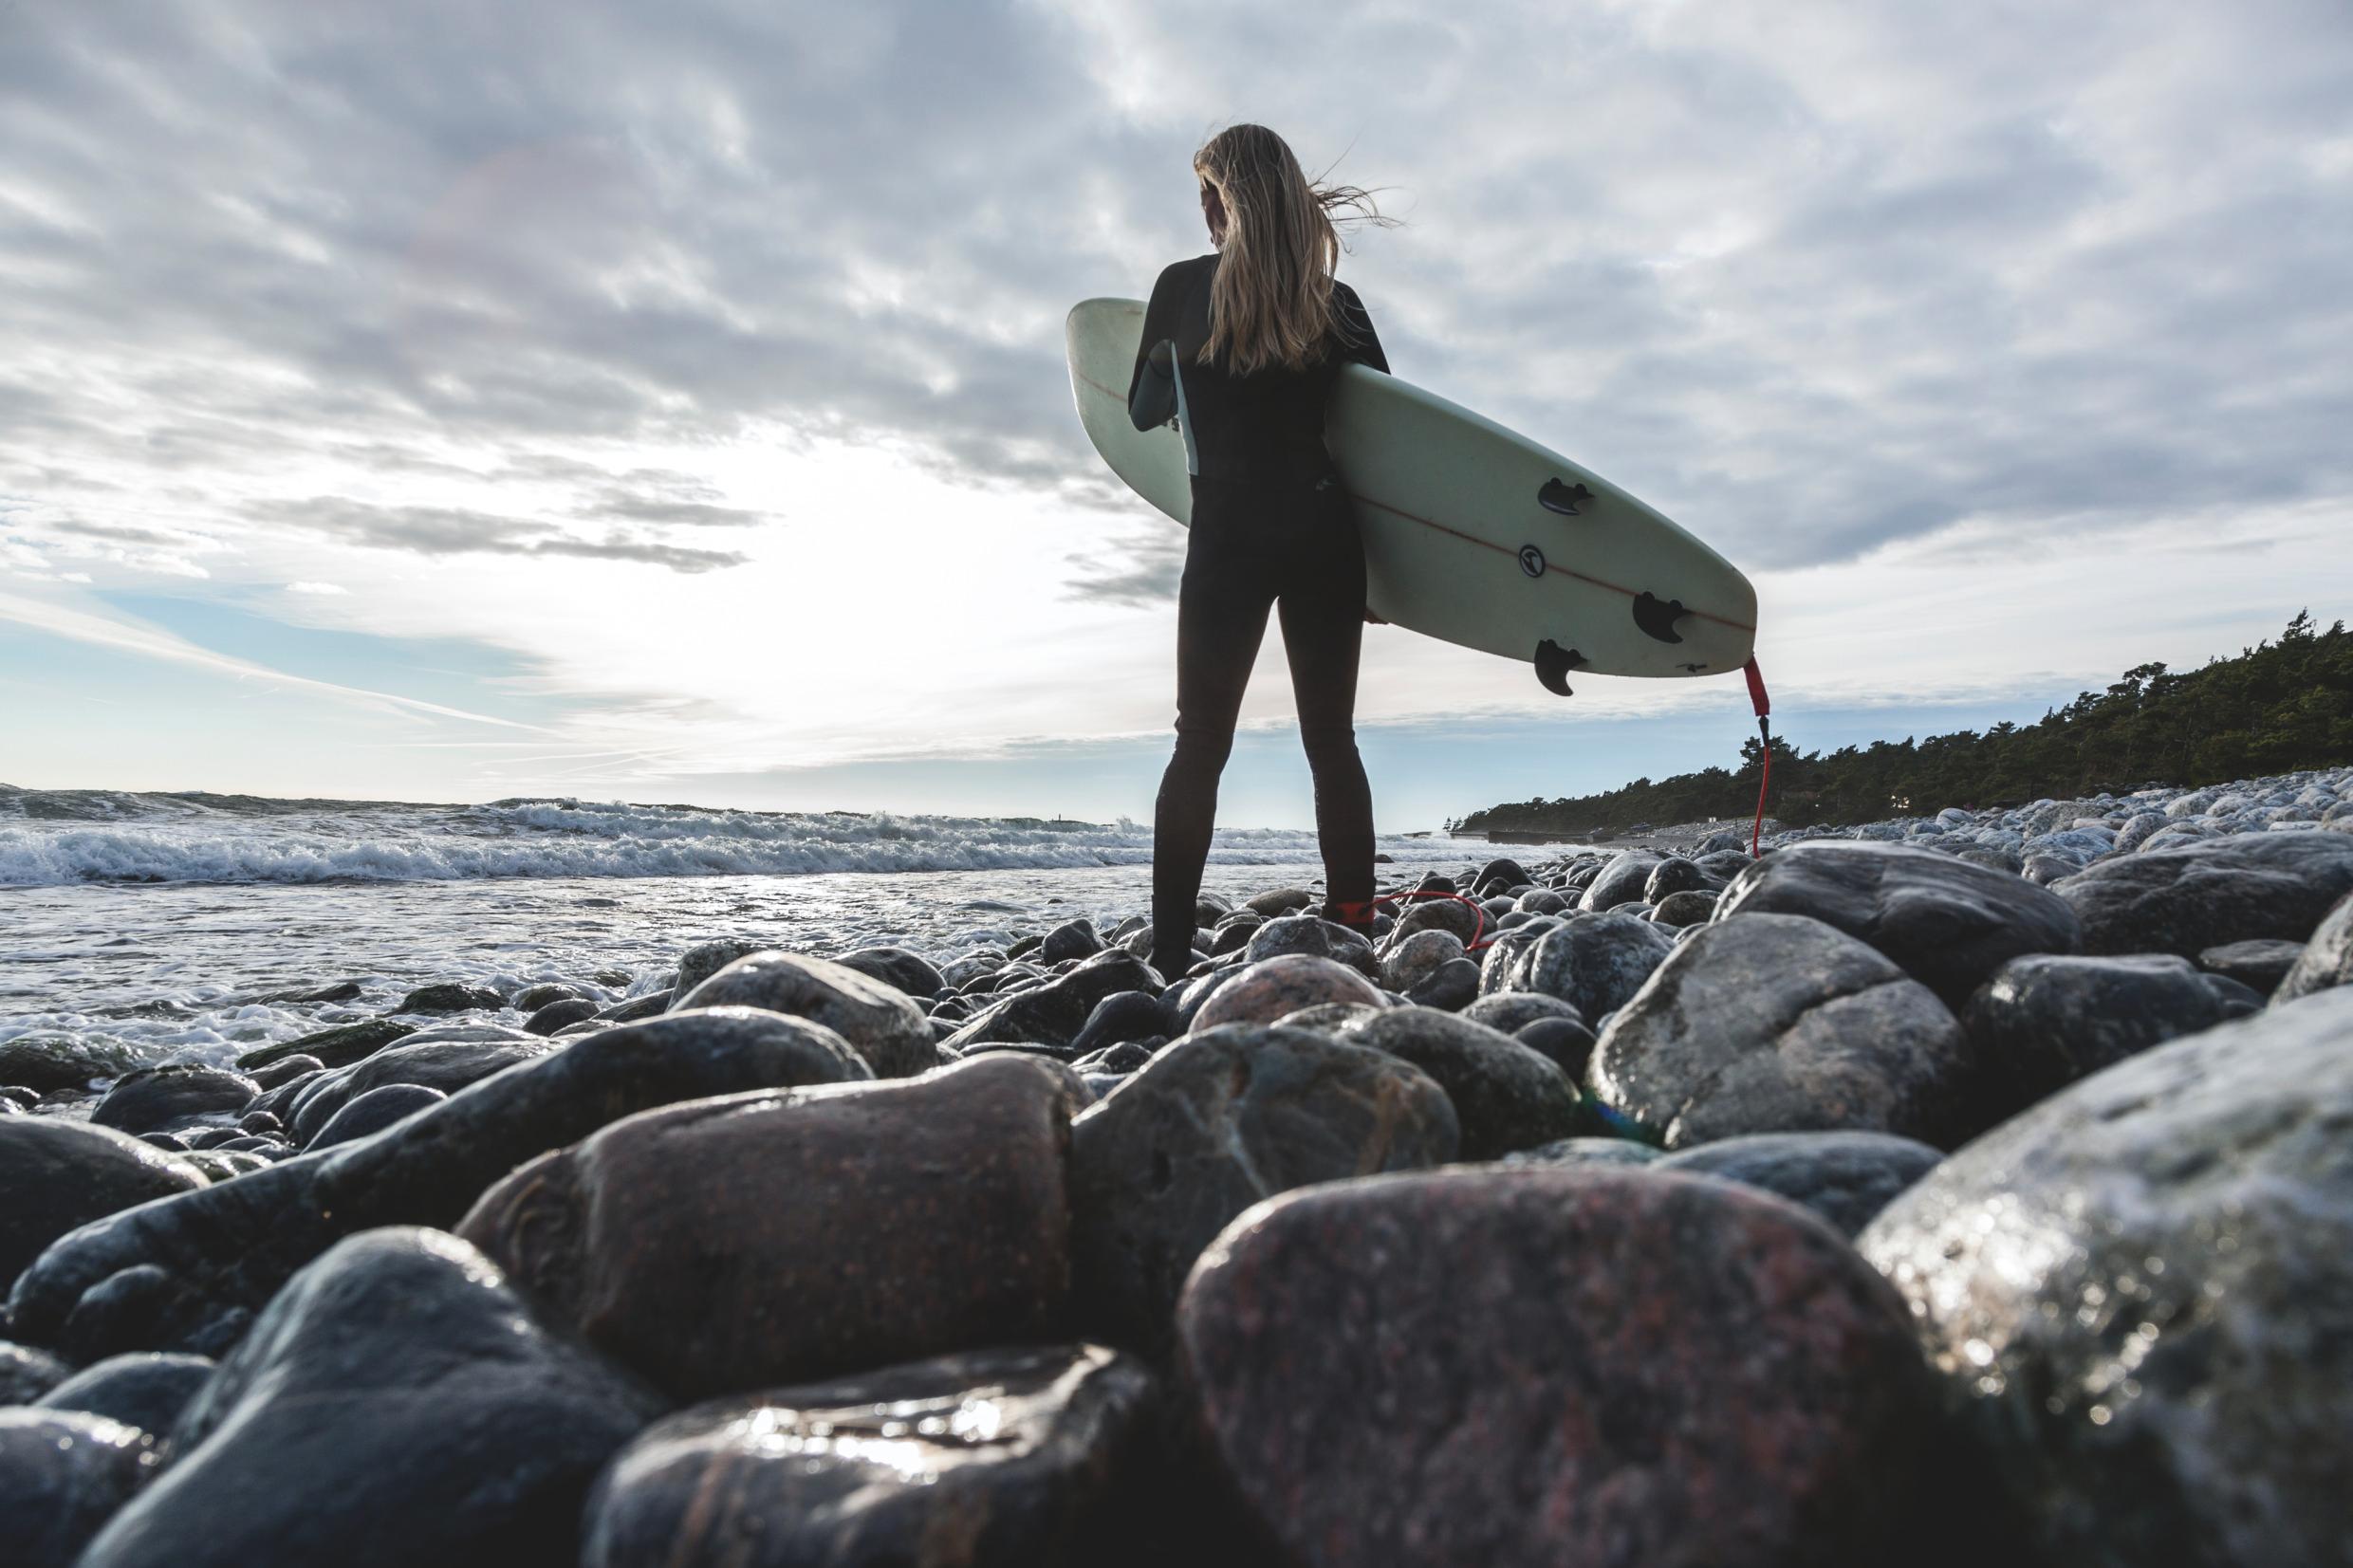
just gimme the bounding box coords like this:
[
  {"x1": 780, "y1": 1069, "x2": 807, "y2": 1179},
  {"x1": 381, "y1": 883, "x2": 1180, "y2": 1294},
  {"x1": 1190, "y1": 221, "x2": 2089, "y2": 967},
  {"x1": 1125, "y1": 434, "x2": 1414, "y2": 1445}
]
[{"x1": 3, "y1": 0, "x2": 2349, "y2": 817}]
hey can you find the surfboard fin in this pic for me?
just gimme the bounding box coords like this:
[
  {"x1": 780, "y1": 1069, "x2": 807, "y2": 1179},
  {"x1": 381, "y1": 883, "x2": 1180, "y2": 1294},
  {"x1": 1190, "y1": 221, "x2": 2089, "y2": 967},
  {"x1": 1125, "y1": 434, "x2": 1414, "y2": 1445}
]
[
  {"x1": 1538, "y1": 478, "x2": 1597, "y2": 515},
  {"x1": 1633, "y1": 592, "x2": 1688, "y2": 644},
  {"x1": 1534, "y1": 640, "x2": 1585, "y2": 696}
]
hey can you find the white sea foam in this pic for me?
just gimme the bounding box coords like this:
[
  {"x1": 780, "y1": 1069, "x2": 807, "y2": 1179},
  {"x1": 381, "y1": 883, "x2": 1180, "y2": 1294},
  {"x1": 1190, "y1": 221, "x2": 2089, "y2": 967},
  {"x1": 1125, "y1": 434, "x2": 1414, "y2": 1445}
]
[{"x1": 0, "y1": 793, "x2": 1452, "y2": 887}]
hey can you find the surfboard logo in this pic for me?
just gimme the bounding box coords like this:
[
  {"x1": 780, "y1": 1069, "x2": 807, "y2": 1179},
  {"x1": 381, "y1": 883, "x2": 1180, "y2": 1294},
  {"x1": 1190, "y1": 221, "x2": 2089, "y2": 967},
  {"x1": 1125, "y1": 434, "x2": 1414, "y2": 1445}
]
[{"x1": 1517, "y1": 544, "x2": 1546, "y2": 579}]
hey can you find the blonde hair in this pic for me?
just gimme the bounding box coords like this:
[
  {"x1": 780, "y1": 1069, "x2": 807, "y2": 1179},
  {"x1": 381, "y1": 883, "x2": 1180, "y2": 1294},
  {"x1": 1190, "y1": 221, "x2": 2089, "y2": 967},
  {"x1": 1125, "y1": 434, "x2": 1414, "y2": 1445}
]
[{"x1": 1193, "y1": 124, "x2": 1394, "y2": 375}]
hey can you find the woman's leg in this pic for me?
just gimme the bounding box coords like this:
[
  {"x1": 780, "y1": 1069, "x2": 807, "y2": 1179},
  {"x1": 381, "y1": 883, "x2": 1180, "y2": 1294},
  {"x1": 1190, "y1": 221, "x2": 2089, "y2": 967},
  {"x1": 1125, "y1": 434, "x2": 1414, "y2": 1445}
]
[
  {"x1": 1275, "y1": 483, "x2": 1376, "y2": 923},
  {"x1": 1152, "y1": 495, "x2": 1276, "y2": 973}
]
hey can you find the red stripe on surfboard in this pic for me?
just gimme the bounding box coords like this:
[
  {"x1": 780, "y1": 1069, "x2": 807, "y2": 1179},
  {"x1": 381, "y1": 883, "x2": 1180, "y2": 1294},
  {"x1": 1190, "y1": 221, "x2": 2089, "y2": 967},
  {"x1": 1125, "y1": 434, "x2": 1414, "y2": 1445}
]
[{"x1": 1075, "y1": 371, "x2": 1755, "y2": 637}]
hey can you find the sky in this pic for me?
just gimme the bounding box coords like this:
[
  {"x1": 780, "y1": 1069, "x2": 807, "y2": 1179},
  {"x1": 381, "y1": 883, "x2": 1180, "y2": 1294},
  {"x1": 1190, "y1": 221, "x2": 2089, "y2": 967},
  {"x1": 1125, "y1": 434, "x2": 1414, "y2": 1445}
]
[{"x1": 3, "y1": 0, "x2": 2349, "y2": 831}]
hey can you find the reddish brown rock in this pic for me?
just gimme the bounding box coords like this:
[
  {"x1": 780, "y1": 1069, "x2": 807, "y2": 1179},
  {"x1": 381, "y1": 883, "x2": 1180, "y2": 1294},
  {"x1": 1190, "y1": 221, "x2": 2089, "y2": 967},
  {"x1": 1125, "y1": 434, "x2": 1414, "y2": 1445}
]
[
  {"x1": 458, "y1": 1054, "x2": 1083, "y2": 1398},
  {"x1": 1189, "y1": 954, "x2": 1386, "y2": 1030},
  {"x1": 1178, "y1": 1167, "x2": 1935, "y2": 1568}
]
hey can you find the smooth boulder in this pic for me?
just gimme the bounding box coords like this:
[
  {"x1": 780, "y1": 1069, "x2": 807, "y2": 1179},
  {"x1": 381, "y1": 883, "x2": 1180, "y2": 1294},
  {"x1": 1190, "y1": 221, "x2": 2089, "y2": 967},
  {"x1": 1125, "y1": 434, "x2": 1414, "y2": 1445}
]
[
  {"x1": 0, "y1": 1410, "x2": 159, "y2": 1568},
  {"x1": 459, "y1": 1054, "x2": 1081, "y2": 1398},
  {"x1": 1589, "y1": 913, "x2": 1973, "y2": 1149},
  {"x1": 0, "y1": 1118, "x2": 205, "y2": 1286},
  {"x1": 582, "y1": 1345, "x2": 1160, "y2": 1568},
  {"x1": 1067, "y1": 1024, "x2": 1456, "y2": 1357},
  {"x1": 1339, "y1": 1006, "x2": 1584, "y2": 1159},
  {"x1": 1188, "y1": 953, "x2": 1387, "y2": 1030},
  {"x1": 2273, "y1": 890, "x2": 2353, "y2": 1002},
  {"x1": 1510, "y1": 912, "x2": 1675, "y2": 1021},
  {"x1": 1860, "y1": 987, "x2": 2353, "y2": 1568},
  {"x1": 9, "y1": 1008, "x2": 875, "y2": 1359},
  {"x1": 678, "y1": 950, "x2": 936, "y2": 1077},
  {"x1": 88, "y1": 1065, "x2": 260, "y2": 1135},
  {"x1": 77, "y1": 1228, "x2": 659, "y2": 1568},
  {"x1": 1960, "y1": 953, "x2": 2224, "y2": 1121},
  {"x1": 941, "y1": 950, "x2": 1164, "y2": 1054},
  {"x1": 1179, "y1": 1168, "x2": 1936, "y2": 1567},
  {"x1": 2054, "y1": 831, "x2": 2353, "y2": 958},
  {"x1": 33, "y1": 1352, "x2": 214, "y2": 1435}
]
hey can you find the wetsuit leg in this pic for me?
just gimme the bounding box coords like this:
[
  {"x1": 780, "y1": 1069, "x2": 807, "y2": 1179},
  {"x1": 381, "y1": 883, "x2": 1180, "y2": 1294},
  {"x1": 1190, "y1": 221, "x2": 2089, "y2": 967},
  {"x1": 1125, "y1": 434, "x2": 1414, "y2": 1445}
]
[
  {"x1": 1151, "y1": 483, "x2": 1278, "y2": 964},
  {"x1": 1275, "y1": 481, "x2": 1376, "y2": 914}
]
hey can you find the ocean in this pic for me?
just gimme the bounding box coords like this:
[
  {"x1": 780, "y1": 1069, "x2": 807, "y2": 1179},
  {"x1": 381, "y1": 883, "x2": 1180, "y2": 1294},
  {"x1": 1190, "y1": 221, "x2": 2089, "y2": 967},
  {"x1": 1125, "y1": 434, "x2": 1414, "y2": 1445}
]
[{"x1": 0, "y1": 787, "x2": 1476, "y2": 1083}]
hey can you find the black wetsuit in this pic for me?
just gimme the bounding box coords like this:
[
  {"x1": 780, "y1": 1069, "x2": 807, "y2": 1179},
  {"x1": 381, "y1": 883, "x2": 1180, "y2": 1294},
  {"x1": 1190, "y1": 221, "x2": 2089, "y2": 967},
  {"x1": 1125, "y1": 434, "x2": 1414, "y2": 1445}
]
[{"x1": 1126, "y1": 253, "x2": 1390, "y2": 968}]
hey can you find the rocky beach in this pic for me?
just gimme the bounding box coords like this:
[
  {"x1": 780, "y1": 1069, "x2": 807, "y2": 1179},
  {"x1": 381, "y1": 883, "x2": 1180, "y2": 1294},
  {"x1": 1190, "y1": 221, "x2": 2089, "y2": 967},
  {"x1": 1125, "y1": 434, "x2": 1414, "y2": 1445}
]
[{"x1": 4, "y1": 768, "x2": 2352, "y2": 1566}]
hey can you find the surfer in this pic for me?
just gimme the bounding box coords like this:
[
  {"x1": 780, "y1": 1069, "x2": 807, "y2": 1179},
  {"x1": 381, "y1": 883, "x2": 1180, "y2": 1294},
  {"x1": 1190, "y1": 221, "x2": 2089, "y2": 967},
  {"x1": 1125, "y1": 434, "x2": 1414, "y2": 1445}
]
[{"x1": 1126, "y1": 123, "x2": 1392, "y2": 983}]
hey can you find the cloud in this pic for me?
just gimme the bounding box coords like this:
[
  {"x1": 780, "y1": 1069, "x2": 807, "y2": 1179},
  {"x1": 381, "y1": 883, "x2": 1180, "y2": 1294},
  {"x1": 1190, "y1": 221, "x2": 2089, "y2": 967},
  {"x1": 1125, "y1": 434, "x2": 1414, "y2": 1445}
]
[
  {"x1": 246, "y1": 497, "x2": 749, "y2": 574},
  {"x1": 286, "y1": 581, "x2": 348, "y2": 595}
]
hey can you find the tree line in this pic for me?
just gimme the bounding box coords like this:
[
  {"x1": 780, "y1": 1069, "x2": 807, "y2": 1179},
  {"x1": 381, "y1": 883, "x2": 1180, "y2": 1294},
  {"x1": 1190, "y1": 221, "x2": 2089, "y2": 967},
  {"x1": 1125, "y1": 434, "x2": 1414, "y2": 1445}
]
[{"x1": 1452, "y1": 613, "x2": 2353, "y2": 837}]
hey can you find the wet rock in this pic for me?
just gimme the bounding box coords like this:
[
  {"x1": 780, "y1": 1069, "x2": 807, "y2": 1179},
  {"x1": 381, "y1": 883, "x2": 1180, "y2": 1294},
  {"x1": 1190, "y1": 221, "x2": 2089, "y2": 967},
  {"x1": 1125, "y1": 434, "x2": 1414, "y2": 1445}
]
[
  {"x1": 524, "y1": 997, "x2": 599, "y2": 1036},
  {"x1": 1403, "y1": 954, "x2": 1480, "y2": 1011},
  {"x1": 671, "y1": 937, "x2": 769, "y2": 1000},
  {"x1": 832, "y1": 945, "x2": 946, "y2": 1000},
  {"x1": 33, "y1": 1352, "x2": 214, "y2": 1434},
  {"x1": 1473, "y1": 857, "x2": 1531, "y2": 893},
  {"x1": 287, "y1": 1037, "x2": 550, "y2": 1142},
  {"x1": 581, "y1": 1344, "x2": 1160, "y2": 1568},
  {"x1": 1656, "y1": 1131, "x2": 1942, "y2": 1238},
  {"x1": 0, "y1": 1118, "x2": 205, "y2": 1286},
  {"x1": 1717, "y1": 840, "x2": 2081, "y2": 1006},
  {"x1": 1179, "y1": 1167, "x2": 1936, "y2": 1568},
  {"x1": 2273, "y1": 890, "x2": 2353, "y2": 1002},
  {"x1": 0, "y1": 1410, "x2": 160, "y2": 1568},
  {"x1": 1245, "y1": 887, "x2": 1315, "y2": 917},
  {"x1": 1, "y1": 1338, "x2": 74, "y2": 1402},
  {"x1": 1460, "y1": 990, "x2": 1584, "y2": 1035},
  {"x1": 1642, "y1": 856, "x2": 1709, "y2": 901},
  {"x1": 1039, "y1": 916, "x2": 1107, "y2": 964},
  {"x1": 1387, "y1": 895, "x2": 1483, "y2": 947},
  {"x1": 306, "y1": 1082, "x2": 448, "y2": 1150},
  {"x1": 77, "y1": 1228, "x2": 658, "y2": 1568},
  {"x1": 0, "y1": 1036, "x2": 144, "y2": 1094},
  {"x1": 2196, "y1": 937, "x2": 2307, "y2": 994},
  {"x1": 1961, "y1": 953, "x2": 2224, "y2": 1121},
  {"x1": 9, "y1": 1008, "x2": 875, "y2": 1360},
  {"x1": 1380, "y1": 928, "x2": 1464, "y2": 994},
  {"x1": 1590, "y1": 913, "x2": 1973, "y2": 1150},
  {"x1": 679, "y1": 950, "x2": 936, "y2": 1077},
  {"x1": 1189, "y1": 953, "x2": 1387, "y2": 1030},
  {"x1": 237, "y1": 1018, "x2": 412, "y2": 1073},
  {"x1": 1241, "y1": 913, "x2": 1378, "y2": 976},
  {"x1": 941, "y1": 950, "x2": 1164, "y2": 1054},
  {"x1": 1511, "y1": 912, "x2": 1675, "y2": 1021},
  {"x1": 1068, "y1": 1024, "x2": 1455, "y2": 1357},
  {"x1": 1066, "y1": 990, "x2": 1176, "y2": 1057},
  {"x1": 1340, "y1": 1006, "x2": 1583, "y2": 1159},
  {"x1": 1473, "y1": 915, "x2": 1564, "y2": 997},
  {"x1": 2055, "y1": 831, "x2": 2353, "y2": 957},
  {"x1": 1577, "y1": 849, "x2": 1663, "y2": 911},
  {"x1": 512, "y1": 982, "x2": 584, "y2": 1012},
  {"x1": 595, "y1": 989, "x2": 672, "y2": 1024},
  {"x1": 459, "y1": 1054, "x2": 1080, "y2": 1398},
  {"x1": 1498, "y1": 1136, "x2": 1663, "y2": 1168},
  {"x1": 256, "y1": 978, "x2": 366, "y2": 1005},
  {"x1": 1513, "y1": 1014, "x2": 1599, "y2": 1079},
  {"x1": 1859, "y1": 987, "x2": 2353, "y2": 1568},
  {"x1": 1651, "y1": 887, "x2": 1719, "y2": 926},
  {"x1": 1269, "y1": 1001, "x2": 1387, "y2": 1033},
  {"x1": 397, "y1": 981, "x2": 505, "y2": 1014},
  {"x1": 87, "y1": 1065, "x2": 260, "y2": 1134}
]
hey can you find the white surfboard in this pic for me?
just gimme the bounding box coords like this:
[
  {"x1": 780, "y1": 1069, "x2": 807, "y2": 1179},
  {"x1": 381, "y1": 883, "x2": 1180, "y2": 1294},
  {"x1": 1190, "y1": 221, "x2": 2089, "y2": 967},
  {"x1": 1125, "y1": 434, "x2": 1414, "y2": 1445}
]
[{"x1": 1066, "y1": 296, "x2": 1757, "y2": 687}]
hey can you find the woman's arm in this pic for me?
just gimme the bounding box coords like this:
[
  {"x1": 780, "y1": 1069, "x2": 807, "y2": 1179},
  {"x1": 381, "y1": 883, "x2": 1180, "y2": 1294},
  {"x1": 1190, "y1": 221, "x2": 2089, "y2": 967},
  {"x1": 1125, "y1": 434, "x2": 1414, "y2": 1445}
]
[{"x1": 1127, "y1": 262, "x2": 1189, "y2": 430}]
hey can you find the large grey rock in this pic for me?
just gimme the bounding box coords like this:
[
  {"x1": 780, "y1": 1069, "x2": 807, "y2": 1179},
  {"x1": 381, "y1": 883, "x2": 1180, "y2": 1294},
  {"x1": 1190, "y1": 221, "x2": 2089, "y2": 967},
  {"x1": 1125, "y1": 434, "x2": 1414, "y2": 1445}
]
[
  {"x1": 1179, "y1": 1168, "x2": 1936, "y2": 1568},
  {"x1": 1590, "y1": 913, "x2": 1973, "y2": 1150},
  {"x1": 670, "y1": 937, "x2": 768, "y2": 1001},
  {"x1": 8, "y1": 1008, "x2": 873, "y2": 1359},
  {"x1": 77, "y1": 1229, "x2": 659, "y2": 1568},
  {"x1": 0, "y1": 1338, "x2": 73, "y2": 1402},
  {"x1": 1510, "y1": 912, "x2": 1674, "y2": 1020},
  {"x1": 1716, "y1": 840, "x2": 2080, "y2": 1005},
  {"x1": 2195, "y1": 938, "x2": 2307, "y2": 995},
  {"x1": 1240, "y1": 913, "x2": 1379, "y2": 976},
  {"x1": 0, "y1": 1118, "x2": 206, "y2": 1288},
  {"x1": 2055, "y1": 832, "x2": 2353, "y2": 958},
  {"x1": 941, "y1": 950, "x2": 1164, "y2": 1054},
  {"x1": 1068, "y1": 1024, "x2": 1455, "y2": 1357},
  {"x1": 1189, "y1": 953, "x2": 1387, "y2": 1031},
  {"x1": 1656, "y1": 1131, "x2": 1942, "y2": 1238},
  {"x1": 830, "y1": 944, "x2": 946, "y2": 1001},
  {"x1": 2273, "y1": 890, "x2": 2353, "y2": 1002},
  {"x1": 1860, "y1": 987, "x2": 2353, "y2": 1568},
  {"x1": 1339, "y1": 1006, "x2": 1584, "y2": 1160},
  {"x1": 34, "y1": 1352, "x2": 214, "y2": 1435},
  {"x1": 1578, "y1": 849, "x2": 1664, "y2": 911},
  {"x1": 1960, "y1": 953, "x2": 2225, "y2": 1122},
  {"x1": 0, "y1": 1410, "x2": 159, "y2": 1568},
  {"x1": 679, "y1": 950, "x2": 936, "y2": 1077},
  {"x1": 89, "y1": 1066, "x2": 260, "y2": 1135},
  {"x1": 287, "y1": 1037, "x2": 550, "y2": 1142},
  {"x1": 581, "y1": 1345, "x2": 1160, "y2": 1568},
  {"x1": 459, "y1": 1055, "x2": 1081, "y2": 1398}
]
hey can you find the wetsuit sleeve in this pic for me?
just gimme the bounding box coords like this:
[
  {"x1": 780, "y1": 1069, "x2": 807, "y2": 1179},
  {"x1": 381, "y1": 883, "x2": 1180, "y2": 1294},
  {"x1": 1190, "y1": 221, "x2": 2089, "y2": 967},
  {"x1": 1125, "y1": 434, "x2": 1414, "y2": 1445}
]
[
  {"x1": 1127, "y1": 262, "x2": 1190, "y2": 428},
  {"x1": 1334, "y1": 281, "x2": 1389, "y2": 375}
]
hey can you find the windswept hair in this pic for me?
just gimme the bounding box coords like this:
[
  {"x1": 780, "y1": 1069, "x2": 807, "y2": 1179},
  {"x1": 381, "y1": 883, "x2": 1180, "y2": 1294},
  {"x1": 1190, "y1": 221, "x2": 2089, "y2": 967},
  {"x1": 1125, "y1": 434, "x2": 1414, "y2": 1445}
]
[{"x1": 1193, "y1": 124, "x2": 1395, "y2": 375}]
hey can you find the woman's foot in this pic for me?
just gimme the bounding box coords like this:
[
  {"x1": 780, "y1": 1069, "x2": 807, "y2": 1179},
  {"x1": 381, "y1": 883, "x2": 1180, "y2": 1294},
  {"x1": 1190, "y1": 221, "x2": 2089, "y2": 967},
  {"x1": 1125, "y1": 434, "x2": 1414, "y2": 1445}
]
[
  {"x1": 1148, "y1": 944, "x2": 1197, "y2": 984},
  {"x1": 1321, "y1": 897, "x2": 1381, "y2": 943}
]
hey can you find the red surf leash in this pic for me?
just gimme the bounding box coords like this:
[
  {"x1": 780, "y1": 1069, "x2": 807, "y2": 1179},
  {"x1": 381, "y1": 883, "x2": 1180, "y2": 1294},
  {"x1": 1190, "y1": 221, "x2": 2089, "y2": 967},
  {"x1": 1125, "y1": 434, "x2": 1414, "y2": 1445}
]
[{"x1": 1333, "y1": 889, "x2": 1499, "y2": 951}]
